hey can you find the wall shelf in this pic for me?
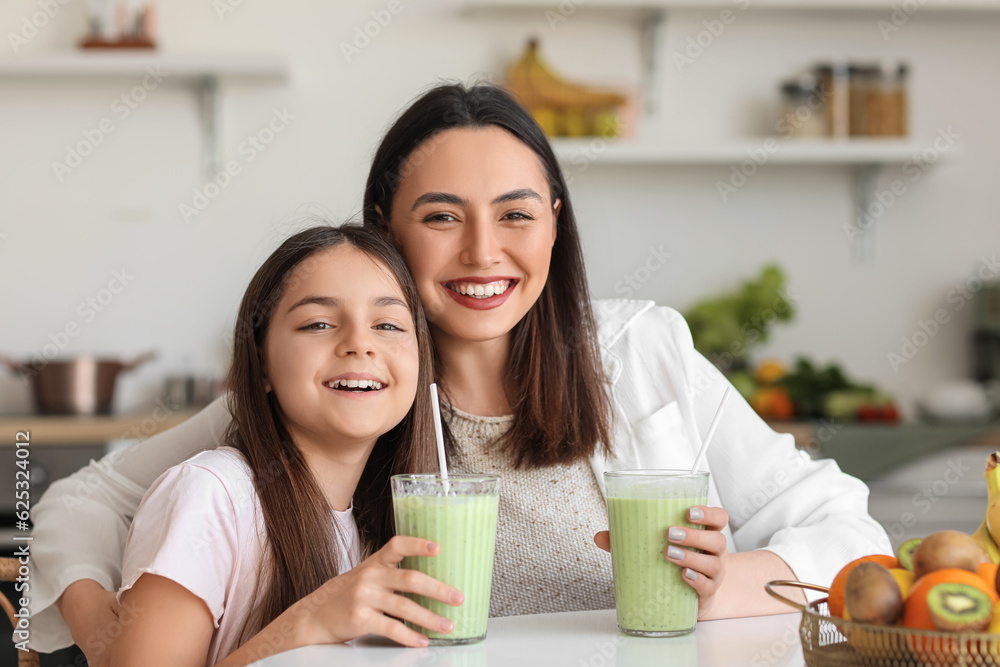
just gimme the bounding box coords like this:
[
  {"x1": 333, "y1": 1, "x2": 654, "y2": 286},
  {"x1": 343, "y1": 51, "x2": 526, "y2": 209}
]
[
  {"x1": 0, "y1": 52, "x2": 287, "y2": 79},
  {"x1": 551, "y1": 137, "x2": 930, "y2": 165},
  {"x1": 466, "y1": 0, "x2": 1000, "y2": 11},
  {"x1": 0, "y1": 52, "x2": 289, "y2": 176},
  {"x1": 554, "y1": 137, "x2": 948, "y2": 262}
]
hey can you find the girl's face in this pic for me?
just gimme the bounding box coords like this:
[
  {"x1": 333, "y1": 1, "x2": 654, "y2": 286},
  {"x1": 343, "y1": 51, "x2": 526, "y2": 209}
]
[
  {"x1": 388, "y1": 126, "x2": 560, "y2": 344},
  {"x1": 264, "y1": 245, "x2": 419, "y2": 450}
]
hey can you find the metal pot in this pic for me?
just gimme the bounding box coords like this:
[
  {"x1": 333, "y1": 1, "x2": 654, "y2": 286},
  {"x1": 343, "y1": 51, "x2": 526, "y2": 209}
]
[{"x1": 0, "y1": 351, "x2": 156, "y2": 415}]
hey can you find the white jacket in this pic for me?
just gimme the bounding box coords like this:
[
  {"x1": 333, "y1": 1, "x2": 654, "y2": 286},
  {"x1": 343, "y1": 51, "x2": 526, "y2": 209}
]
[{"x1": 25, "y1": 299, "x2": 891, "y2": 651}]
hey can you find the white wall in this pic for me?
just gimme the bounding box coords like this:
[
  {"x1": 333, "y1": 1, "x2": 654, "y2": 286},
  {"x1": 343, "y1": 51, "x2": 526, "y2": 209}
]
[{"x1": 0, "y1": 0, "x2": 997, "y2": 417}]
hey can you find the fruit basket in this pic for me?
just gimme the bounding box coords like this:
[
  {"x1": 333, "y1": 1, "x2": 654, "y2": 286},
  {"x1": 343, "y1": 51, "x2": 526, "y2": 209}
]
[{"x1": 766, "y1": 580, "x2": 1000, "y2": 667}]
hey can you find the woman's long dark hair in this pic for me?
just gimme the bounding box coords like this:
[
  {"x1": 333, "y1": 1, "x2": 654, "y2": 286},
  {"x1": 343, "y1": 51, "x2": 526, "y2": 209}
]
[
  {"x1": 363, "y1": 83, "x2": 613, "y2": 468},
  {"x1": 228, "y1": 225, "x2": 437, "y2": 642}
]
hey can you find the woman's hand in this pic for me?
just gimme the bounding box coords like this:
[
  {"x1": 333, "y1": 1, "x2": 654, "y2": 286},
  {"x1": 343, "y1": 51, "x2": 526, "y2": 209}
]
[
  {"x1": 664, "y1": 506, "x2": 729, "y2": 619},
  {"x1": 56, "y1": 579, "x2": 121, "y2": 667},
  {"x1": 594, "y1": 505, "x2": 730, "y2": 620},
  {"x1": 290, "y1": 535, "x2": 464, "y2": 649}
]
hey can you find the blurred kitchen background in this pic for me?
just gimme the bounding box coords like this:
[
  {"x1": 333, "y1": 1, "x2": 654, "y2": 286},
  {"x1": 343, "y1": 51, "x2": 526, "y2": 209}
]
[{"x1": 1, "y1": 0, "x2": 999, "y2": 661}]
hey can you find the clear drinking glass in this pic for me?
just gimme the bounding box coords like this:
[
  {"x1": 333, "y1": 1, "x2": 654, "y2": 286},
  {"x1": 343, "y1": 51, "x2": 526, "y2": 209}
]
[
  {"x1": 391, "y1": 474, "x2": 500, "y2": 645},
  {"x1": 604, "y1": 470, "x2": 710, "y2": 637}
]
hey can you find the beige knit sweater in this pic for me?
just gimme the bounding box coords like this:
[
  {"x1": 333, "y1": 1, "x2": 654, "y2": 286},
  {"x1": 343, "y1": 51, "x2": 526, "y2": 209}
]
[{"x1": 445, "y1": 405, "x2": 616, "y2": 617}]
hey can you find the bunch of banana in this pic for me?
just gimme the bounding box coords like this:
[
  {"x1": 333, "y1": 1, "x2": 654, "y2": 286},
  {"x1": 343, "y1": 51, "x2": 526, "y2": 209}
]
[
  {"x1": 972, "y1": 452, "x2": 1000, "y2": 563},
  {"x1": 505, "y1": 38, "x2": 626, "y2": 137}
]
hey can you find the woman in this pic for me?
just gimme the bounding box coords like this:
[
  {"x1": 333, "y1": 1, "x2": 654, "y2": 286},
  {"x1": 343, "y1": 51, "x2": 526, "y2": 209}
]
[{"x1": 28, "y1": 84, "x2": 890, "y2": 663}]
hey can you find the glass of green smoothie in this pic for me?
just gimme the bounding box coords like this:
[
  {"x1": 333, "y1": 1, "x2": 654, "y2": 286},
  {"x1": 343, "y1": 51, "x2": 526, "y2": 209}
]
[
  {"x1": 604, "y1": 469, "x2": 710, "y2": 637},
  {"x1": 391, "y1": 473, "x2": 500, "y2": 646}
]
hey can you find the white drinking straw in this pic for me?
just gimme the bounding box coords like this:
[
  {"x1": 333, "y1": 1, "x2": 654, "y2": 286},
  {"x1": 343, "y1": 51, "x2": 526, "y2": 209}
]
[
  {"x1": 429, "y1": 383, "x2": 450, "y2": 493},
  {"x1": 690, "y1": 386, "x2": 733, "y2": 474}
]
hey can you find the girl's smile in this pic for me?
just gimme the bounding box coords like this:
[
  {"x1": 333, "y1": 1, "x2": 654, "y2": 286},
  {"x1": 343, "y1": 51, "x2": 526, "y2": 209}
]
[{"x1": 323, "y1": 372, "x2": 388, "y2": 393}]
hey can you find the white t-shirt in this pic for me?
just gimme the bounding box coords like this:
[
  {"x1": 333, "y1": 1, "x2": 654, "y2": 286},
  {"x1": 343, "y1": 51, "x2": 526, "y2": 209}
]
[{"x1": 117, "y1": 447, "x2": 360, "y2": 664}]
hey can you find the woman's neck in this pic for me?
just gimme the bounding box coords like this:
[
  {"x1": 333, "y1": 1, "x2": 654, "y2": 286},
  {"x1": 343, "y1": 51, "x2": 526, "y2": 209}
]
[{"x1": 431, "y1": 326, "x2": 512, "y2": 417}]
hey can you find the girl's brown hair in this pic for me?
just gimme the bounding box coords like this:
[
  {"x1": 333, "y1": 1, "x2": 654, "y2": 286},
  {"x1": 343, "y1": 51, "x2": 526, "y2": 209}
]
[
  {"x1": 363, "y1": 83, "x2": 613, "y2": 468},
  {"x1": 227, "y1": 224, "x2": 437, "y2": 642}
]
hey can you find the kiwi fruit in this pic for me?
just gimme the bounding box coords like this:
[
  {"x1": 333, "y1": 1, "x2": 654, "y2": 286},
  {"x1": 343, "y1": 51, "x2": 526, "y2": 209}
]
[
  {"x1": 845, "y1": 562, "x2": 904, "y2": 626},
  {"x1": 927, "y1": 582, "x2": 993, "y2": 632},
  {"x1": 912, "y1": 531, "x2": 987, "y2": 580},
  {"x1": 897, "y1": 537, "x2": 922, "y2": 572}
]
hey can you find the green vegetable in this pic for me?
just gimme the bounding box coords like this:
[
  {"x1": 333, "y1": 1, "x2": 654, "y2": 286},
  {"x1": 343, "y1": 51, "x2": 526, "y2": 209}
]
[{"x1": 685, "y1": 265, "x2": 795, "y2": 368}]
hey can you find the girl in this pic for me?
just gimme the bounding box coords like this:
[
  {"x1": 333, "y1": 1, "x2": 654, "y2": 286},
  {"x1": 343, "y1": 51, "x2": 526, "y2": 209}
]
[
  {"x1": 32, "y1": 85, "x2": 890, "y2": 666},
  {"x1": 109, "y1": 226, "x2": 462, "y2": 666}
]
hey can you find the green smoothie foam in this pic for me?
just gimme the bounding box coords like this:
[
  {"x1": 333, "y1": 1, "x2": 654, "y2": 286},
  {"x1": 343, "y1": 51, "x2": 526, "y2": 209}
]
[
  {"x1": 394, "y1": 493, "x2": 499, "y2": 642},
  {"x1": 607, "y1": 495, "x2": 706, "y2": 635}
]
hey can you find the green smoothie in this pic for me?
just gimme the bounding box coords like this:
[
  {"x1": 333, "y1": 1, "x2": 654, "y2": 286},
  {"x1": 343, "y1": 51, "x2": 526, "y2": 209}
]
[
  {"x1": 603, "y1": 469, "x2": 710, "y2": 637},
  {"x1": 393, "y1": 492, "x2": 499, "y2": 644},
  {"x1": 607, "y1": 496, "x2": 706, "y2": 635}
]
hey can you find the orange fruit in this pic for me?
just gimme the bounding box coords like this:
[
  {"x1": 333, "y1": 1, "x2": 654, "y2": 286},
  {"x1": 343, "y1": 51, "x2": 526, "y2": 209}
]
[
  {"x1": 828, "y1": 554, "x2": 899, "y2": 619},
  {"x1": 903, "y1": 568, "x2": 1000, "y2": 665},
  {"x1": 979, "y1": 562, "x2": 999, "y2": 593},
  {"x1": 755, "y1": 359, "x2": 787, "y2": 384},
  {"x1": 904, "y1": 568, "x2": 999, "y2": 630},
  {"x1": 771, "y1": 389, "x2": 795, "y2": 420}
]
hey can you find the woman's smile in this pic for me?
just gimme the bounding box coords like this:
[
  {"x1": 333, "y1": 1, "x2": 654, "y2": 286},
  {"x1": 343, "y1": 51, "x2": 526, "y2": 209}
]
[{"x1": 442, "y1": 276, "x2": 519, "y2": 310}]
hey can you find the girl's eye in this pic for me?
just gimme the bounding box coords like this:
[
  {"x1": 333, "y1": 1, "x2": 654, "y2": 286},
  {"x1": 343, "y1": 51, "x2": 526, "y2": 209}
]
[
  {"x1": 302, "y1": 322, "x2": 332, "y2": 331},
  {"x1": 374, "y1": 323, "x2": 404, "y2": 332}
]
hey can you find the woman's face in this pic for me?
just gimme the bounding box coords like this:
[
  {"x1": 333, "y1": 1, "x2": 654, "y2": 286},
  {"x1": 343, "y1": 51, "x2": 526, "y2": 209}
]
[
  {"x1": 388, "y1": 126, "x2": 560, "y2": 344},
  {"x1": 264, "y1": 245, "x2": 419, "y2": 450}
]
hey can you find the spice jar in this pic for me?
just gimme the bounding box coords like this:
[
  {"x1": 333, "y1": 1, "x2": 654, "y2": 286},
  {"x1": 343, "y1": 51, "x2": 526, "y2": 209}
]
[
  {"x1": 874, "y1": 61, "x2": 908, "y2": 137},
  {"x1": 849, "y1": 64, "x2": 880, "y2": 136},
  {"x1": 779, "y1": 78, "x2": 827, "y2": 138},
  {"x1": 814, "y1": 62, "x2": 850, "y2": 138}
]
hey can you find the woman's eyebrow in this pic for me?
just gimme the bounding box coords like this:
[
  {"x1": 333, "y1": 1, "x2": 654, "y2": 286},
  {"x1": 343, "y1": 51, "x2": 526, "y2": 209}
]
[
  {"x1": 492, "y1": 188, "x2": 542, "y2": 205},
  {"x1": 411, "y1": 192, "x2": 468, "y2": 210},
  {"x1": 410, "y1": 188, "x2": 543, "y2": 211}
]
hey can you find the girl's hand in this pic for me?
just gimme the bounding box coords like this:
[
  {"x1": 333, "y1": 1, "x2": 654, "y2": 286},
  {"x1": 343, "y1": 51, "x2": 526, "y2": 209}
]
[
  {"x1": 664, "y1": 506, "x2": 729, "y2": 619},
  {"x1": 293, "y1": 535, "x2": 464, "y2": 648},
  {"x1": 593, "y1": 505, "x2": 730, "y2": 620}
]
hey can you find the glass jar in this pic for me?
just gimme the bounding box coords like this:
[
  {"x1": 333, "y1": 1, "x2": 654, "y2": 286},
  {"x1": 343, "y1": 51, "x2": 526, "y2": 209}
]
[
  {"x1": 779, "y1": 77, "x2": 827, "y2": 138},
  {"x1": 814, "y1": 62, "x2": 850, "y2": 138},
  {"x1": 876, "y1": 61, "x2": 909, "y2": 137},
  {"x1": 849, "y1": 64, "x2": 880, "y2": 136}
]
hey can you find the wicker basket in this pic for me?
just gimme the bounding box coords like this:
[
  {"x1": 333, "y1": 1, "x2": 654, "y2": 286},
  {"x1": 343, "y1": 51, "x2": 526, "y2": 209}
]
[{"x1": 766, "y1": 580, "x2": 1000, "y2": 667}]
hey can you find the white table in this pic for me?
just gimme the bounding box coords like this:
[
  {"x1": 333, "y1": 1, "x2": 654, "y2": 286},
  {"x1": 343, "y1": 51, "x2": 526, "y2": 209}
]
[{"x1": 251, "y1": 610, "x2": 807, "y2": 667}]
